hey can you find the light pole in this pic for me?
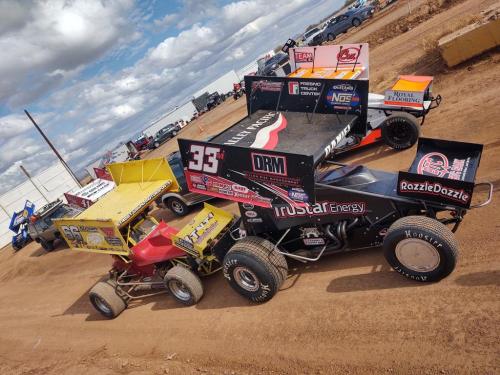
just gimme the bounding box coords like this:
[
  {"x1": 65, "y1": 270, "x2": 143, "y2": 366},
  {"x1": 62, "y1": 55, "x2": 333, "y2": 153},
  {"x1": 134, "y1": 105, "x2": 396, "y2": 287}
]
[{"x1": 24, "y1": 109, "x2": 81, "y2": 188}]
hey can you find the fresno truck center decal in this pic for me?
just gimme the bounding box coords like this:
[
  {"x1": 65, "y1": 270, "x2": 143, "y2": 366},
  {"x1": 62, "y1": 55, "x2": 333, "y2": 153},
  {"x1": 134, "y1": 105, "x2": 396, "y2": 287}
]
[{"x1": 274, "y1": 201, "x2": 366, "y2": 218}]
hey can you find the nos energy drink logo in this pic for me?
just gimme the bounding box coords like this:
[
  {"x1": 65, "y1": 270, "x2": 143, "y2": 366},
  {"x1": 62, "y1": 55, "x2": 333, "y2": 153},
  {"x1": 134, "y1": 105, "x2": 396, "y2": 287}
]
[{"x1": 326, "y1": 84, "x2": 360, "y2": 109}]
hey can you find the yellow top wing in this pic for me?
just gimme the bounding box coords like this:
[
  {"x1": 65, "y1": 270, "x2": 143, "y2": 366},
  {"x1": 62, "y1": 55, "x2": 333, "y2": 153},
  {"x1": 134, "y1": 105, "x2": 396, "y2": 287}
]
[{"x1": 75, "y1": 158, "x2": 179, "y2": 228}]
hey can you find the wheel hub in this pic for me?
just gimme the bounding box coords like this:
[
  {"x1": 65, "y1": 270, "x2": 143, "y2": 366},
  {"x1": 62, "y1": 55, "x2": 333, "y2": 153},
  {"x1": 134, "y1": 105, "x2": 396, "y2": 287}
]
[
  {"x1": 233, "y1": 267, "x2": 260, "y2": 292},
  {"x1": 171, "y1": 201, "x2": 184, "y2": 213},
  {"x1": 93, "y1": 295, "x2": 111, "y2": 314},
  {"x1": 168, "y1": 280, "x2": 191, "y2": 301},
  {"x1": 395, "y1": 238, "x2": 440, "y2": 272}
]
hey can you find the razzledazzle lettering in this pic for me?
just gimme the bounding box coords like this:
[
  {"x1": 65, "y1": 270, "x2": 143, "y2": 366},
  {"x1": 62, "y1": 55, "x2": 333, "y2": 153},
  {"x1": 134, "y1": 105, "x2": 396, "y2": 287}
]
[{"x1": 399, "y1": 180, "x2": 470, "y2": 203}]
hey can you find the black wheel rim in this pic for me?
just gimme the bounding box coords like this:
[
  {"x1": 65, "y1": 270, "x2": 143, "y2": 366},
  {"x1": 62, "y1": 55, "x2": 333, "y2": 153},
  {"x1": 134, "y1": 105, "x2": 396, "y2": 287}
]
[
  {"x1": 388, "y1": 121, "x2": 412, "y2": 143},
  {"x1": 171, "y1": 200, "x2": 184, "y2": 214}
]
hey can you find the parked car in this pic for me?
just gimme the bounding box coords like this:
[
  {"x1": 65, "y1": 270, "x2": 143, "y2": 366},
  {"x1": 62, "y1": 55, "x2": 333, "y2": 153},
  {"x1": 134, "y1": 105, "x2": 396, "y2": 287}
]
[
  {"x1": 28, "y1": 200, "x2": 83, "y2": 251},
  {"x1": 148, "y1": 124, "x2": 179, "y2": 149},
  {"x1": 206, "y1": 92, "x2": 223, "y2": 110},
  {"x1": 257, "y1": 52, "x2": 291, "y2": 76},
  {"x1": 133, "y1": 135, "x2": 150, "y2": 151},
  {"x1": 302, "y1": 25, "x2": 325, "y2": 46},
  {"x1": 321, "y1": 6, "x2": 375, "y2": 42},
  {"x1": 156, "y1": 151, "x2": 212, "y2": 216}
]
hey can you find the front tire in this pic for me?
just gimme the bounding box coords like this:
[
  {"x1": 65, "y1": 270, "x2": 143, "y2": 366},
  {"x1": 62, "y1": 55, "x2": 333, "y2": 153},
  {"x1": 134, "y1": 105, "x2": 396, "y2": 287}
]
[
  {"x1": 383, "y1": 216, "x2": 459, "y2": 282},
  {"x1": 154, "y1": 142, "x2": 160, "y2": 148},
  {"x1": 89, "y1": 281, "x2": 127, "y2": 319},
  {"x1": 381, "y1": 112, "x2": 420, "y2": 150},
  {"x1": 223, "y1": 237, "x2": 288, "y2": 303},
  {"x1": 166, "y1": 197, "x2": 189, "y2": 216},
  {"x1": 40, "y1": 238, "x2": 55, "y2": 252},
  {"x1": 165, "y1": 266, "x2": 203, "y2": 306},
  {"x1": 352, "y1": 18, "x2": 361, "y2": 27}
]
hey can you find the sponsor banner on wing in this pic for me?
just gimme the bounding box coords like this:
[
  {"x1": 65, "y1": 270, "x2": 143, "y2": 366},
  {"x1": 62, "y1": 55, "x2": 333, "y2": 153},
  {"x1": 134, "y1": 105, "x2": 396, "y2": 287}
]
[
  {"x1": 384, "y1": 90, "x2": 425, "y2": 109},
  {"x1": 287, "y1": 81, "x2": 322, "y2": 96},
  {"x1": 289, "y1": 43, "x2": 369, "y2": 79},
  {"x1": 224, "y1": 111, "x2": 288, "y2": 150},
  {"x1": 185, "y1": 170, "x2": 273, "y2": 207}
]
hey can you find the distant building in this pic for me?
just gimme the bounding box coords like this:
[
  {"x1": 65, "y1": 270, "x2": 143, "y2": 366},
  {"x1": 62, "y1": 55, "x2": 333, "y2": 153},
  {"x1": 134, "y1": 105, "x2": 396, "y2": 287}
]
[
  {"x1": 0, "y1": 161, "x2": 80, "y2": 248},
  {"x1": 194, "y1": 70, "x2": 240, "y2": 98}
]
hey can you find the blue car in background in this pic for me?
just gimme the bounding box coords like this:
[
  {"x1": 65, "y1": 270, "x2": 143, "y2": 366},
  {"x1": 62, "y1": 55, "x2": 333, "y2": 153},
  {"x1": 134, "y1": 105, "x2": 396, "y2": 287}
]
[{"x1": 318, "y1": 5, "x2": 375, "y2": 43}]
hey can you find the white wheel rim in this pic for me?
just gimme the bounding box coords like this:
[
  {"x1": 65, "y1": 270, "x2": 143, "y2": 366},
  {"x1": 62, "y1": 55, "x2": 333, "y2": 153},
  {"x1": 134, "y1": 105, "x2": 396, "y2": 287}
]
[
  {"x1": 395, "y1": 238, "x2": 440, "y2": 273},
  {"x1": 93, "y1": 295, "x2": 111, "y2": 314},
  {"x1": 168, "y1": 280, "x2": 191, "y2": 301}
]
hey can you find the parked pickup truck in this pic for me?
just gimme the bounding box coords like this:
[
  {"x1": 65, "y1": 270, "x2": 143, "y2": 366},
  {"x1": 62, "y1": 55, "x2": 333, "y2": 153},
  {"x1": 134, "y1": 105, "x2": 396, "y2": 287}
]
[
  {"x1": 155, "y1": 151, "x2": 212, "y2": 216},
  {"x1": 28, "y1": 200, "x2": 83, "y2": 251}
]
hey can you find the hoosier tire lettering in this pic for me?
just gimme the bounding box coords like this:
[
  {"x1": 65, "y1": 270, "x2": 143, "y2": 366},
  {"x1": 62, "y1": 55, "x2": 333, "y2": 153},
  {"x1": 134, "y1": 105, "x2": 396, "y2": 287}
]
[
  {"x1": 383, "y1": 216, "x2": 459, "y2": 282},
  {"x1": 223, "y1": 236, "x2": 288, "y2": 302}
]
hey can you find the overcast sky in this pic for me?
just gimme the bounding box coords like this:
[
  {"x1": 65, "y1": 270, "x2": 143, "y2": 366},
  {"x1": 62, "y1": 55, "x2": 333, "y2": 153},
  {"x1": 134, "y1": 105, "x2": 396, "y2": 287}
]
[{"x1": 0, "y1": 0, "x2": 342, "y2": 194}]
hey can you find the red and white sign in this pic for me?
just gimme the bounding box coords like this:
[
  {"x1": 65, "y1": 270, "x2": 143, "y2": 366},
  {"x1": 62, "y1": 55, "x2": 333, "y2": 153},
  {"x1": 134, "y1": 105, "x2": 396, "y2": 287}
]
[
  {"x1": 65, "y1": 178, "x2": 115, "y2": 208},
  {"x1": 289, "y1": 43, "x2": 369, "y2": 79},
  {"x1": 94, "y1": 167, "x2": 113, "y2": 181},
  {"x1": 294, "y1": 51, "x2": 314, "y2": 63}
]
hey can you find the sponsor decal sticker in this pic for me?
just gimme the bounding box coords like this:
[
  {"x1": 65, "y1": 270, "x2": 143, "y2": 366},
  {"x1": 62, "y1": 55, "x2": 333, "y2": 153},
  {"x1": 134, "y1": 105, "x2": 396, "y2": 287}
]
[
  {"x1": 288, "y1": 81, "x2": 299, "y2": 95},
  {"x1": 251, "y1": 80, "x2": 283, "y2": 92},
  {"x1": 294, "y1": 50, "x2": 314, "y2": 63},
  {"x1": 399, "y1": 180, "x2": 470, "y2": 204},
  {"x1": 274, "y1": 201, "x2": 366, "y2": 218},
  {"x1": 251, "y1": 152, "x2": 287, "y2": 176},
  {"x1": 326, "y1": 84, "x2": 360, "y2": 109},
  {"x1": 417, "y1": 153, "x2": 468, "y2": 181},
  {"x1": 288, "y1": 81, "x2": 321, "y2": 96},
  {"x1": 288, "y1": 188, "x2": 309, "y2": 203},
  {"x1": 224, "y1": 112, "x2": 278, "y2": 146},
  {"x1": 247, "y1": 218, "x2": 263, "y2": 223},
  {"x1": 337, "y1": 47, "x2": 360, "y2": 64},
  {"x1": 244, "y1": 210, "x2": 258, "y2": 218}
]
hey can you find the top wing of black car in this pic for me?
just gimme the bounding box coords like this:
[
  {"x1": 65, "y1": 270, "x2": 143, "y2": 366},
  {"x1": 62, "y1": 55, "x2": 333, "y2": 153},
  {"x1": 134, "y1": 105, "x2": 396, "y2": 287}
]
[{"x1": 178, "y1": 75, "x2": 368, "y2": 208}]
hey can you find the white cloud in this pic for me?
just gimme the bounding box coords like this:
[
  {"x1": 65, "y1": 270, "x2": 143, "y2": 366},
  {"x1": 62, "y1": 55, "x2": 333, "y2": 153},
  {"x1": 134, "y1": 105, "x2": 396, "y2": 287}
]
[
  {"x1": 0, "y1": 113, "x2": 32, "y2": 138},
  {"x1": 0, "y1": 0, "x2": 135, "y2": 107},
  {"x1": 0, "y1": 0, "x2": 344, "y2": 194}
]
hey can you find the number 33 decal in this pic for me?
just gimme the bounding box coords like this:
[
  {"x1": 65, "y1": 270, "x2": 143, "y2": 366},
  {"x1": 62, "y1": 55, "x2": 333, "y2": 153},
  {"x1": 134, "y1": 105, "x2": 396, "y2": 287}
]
[{"x1": 188, "y1": 145, "x2": 221, "y2": 174}]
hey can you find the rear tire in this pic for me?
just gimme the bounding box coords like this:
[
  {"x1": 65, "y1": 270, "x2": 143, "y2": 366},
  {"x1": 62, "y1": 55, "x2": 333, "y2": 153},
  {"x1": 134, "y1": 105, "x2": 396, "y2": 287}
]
[
  {"x1": 223, "y1": 236, "x2": 288, "y2": 303},
  {"x1": 166, "y1": 197, "x2": 189, "y2": 216},
  {"x1": 89, "y1": 281, "x2": 127, "y2": 319},
  {"x1": 165, "y1": 266, "x2": 203, "y2": 305},
  {"x1": 40, "y1": 238, "x2": 55, "y2": 252},
  {"x1": 381, "y1": 112, "x2": 420, "y2": 150},
  {"x1": 327, "y1": 33, "x2": 336, "y2": 41},
  {"x1": 352, "y1": 18, "x2": 361, "y2": 27},
  {"x1": 383, "y1": 216, "x2": 459, "y2": 282},
  {"x1": 154, "y1": 142, "x2": 160, "y2": 148}
]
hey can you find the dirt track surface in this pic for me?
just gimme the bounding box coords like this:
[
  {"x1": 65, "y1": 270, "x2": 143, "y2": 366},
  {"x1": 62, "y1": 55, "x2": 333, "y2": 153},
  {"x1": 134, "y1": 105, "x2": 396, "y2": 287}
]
[{"x1": 1, "y1": 1, "x2": 499, "y2": 374}]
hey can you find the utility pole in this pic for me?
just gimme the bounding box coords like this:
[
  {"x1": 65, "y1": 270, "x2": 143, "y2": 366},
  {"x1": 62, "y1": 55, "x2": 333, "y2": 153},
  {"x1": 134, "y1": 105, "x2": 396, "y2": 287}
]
[
  {"x1": 19, "y1": 165, "x2": 49, "y2": 204},
  {"x1": 24, "y1": 109, "x2": 82, "y2": 188}
]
